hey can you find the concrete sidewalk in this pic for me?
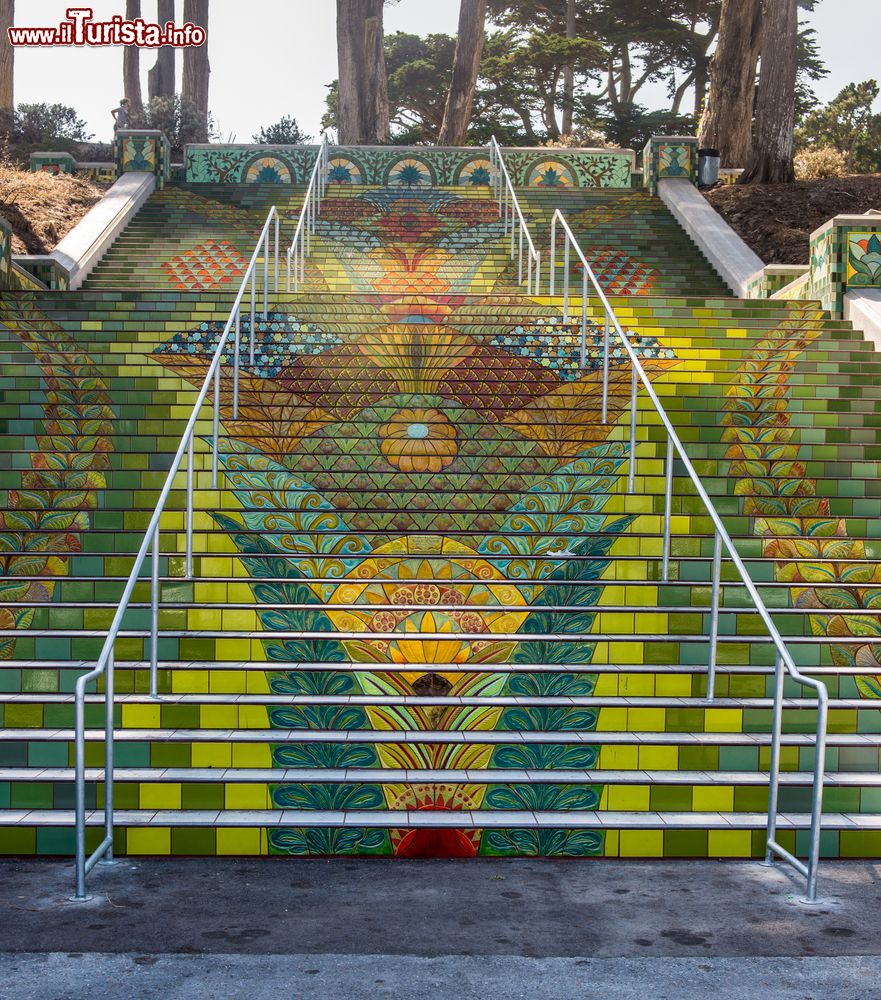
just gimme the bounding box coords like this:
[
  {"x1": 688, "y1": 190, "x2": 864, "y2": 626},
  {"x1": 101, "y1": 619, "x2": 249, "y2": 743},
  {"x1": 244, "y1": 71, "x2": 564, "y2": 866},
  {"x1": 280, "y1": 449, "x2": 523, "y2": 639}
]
[{"x1": 1, "y1": 858, "x2": 879, "y2": 997}]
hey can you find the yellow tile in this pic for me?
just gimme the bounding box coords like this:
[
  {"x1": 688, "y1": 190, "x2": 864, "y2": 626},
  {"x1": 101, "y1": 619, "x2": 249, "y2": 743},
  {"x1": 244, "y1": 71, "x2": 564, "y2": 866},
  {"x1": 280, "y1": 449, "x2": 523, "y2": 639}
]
[
  {"x1": 209, "y1": 670, "x2": 247, "y2": 694},
  {"x1": 619, "y1": 829, "x2": 663, "y2": 858},
  {"x1": 195, "y1": 582, "x2": 227, "y2": 603},
  {"x1": 606, "y1": 785, "x2": 650, "y2": 810},
  {"x1": 176, "y1": 670, "x2": 209, "y2": 694},
  {"x1": 704, "y1": 709, "x2": 743, "y2": 733},
  {"x1": 593, "y1": 674, "x2": 618, "y2": 696},
  {"x1": 201, "y1": 705, "x2": 239, "y2": 728},
  {"x1": 595, "y1": 708, "x2": 626, "y2": 732},
  {"x1": 240, "y1": 706, "x2": 270, "y2": 729},
  {"x1": 225, "y1": 784, "x2": 270, "y2": 809},
  {"x1": 188, "y1": 609, "x2": 222, "y2": 629},
  {"x1": 656, "y1": 675, "x2": 692, "y2": 697},
  {"x1": 625, "y1": 586, "x2": 656, "y2": 607},
  {"x1": 693, "y1": 786, "x2": 734, "y2": 811},
  {"x1": 603, "y1": 830, "x2": 619, "y2": 857},
  {"x1": 246, "y1": 672, "x2": 272, "y2": 695},
  {"x1": 140, "y1": 783, "x2": 182, "y2": 809},
  {"x1": 598, "y1": 612, "x2": 634, "y2": 634},
  {"x1": 223, "y1": 610, "x2": 258, "y2": 630},
  {"x1": 628, "y1": 708, "x2": 666, "y2": 731},
  {"x1": 708, "y1": 830, "x2": 752, "y2": 858},
  {"x1": 121, "y1": 704, "x2": 162, "y2": 728},
  {"x1": 232, "y1": 744, "x2": 272, "y2": 767},
  {"x1": 126, "y1": 827, "x2": 171, "y2": 855},
  {"x1": 191, "y1": 742, "x2": 232, "y2": 768},
  {"x1": 599, "y1": 745, "x2": 639, "y2": 770},
  {"x1": 216, "y1": 639, "x2": 253, "y2": 661},
  {"x1": 608, "y1": 642, "x2": 645, "y2": 663},
  {"x1": 638, "y1": 745, "x2": 679, "y2": 770},
  {"x1": 620, "y1": 674, "x2": 654, "y2": 697},
  {"x1": 217, "y1": 827, "x2": 263, "y2": 856}
]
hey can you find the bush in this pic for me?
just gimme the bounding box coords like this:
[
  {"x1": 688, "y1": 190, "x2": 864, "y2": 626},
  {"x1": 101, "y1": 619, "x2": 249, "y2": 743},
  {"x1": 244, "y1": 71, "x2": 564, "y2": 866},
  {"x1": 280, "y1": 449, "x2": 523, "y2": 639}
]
[
  {"x1": 0, "y1": 102, "x2": 93, "y2": 165},
  {"x1": 794, "y1": 146, "x2": 847, "y2": 180},
  {"x1": 252, "y1": 117, "x2": 312, "y2": 145}
]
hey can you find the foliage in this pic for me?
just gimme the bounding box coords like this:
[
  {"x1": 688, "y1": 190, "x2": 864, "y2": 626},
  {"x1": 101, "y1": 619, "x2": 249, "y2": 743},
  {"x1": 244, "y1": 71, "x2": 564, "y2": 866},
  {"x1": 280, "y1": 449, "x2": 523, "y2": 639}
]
[
  {"x1": 793, "y1": 145, "x2": 847, "y2": 180},
  {"x1": 796, "y1": 81, "x2": 881, "y2": 174},
  {"x1": 134, "y1": 95, "x2": 217, "y2": 155},
  {"x1": 9, "y1": 103, "x2": 93, "y2": 146},
  {"x1": 0, "y1": 103, "x2": 93, "y2": 165},
  {"x1": 252, "y1": 116, "x2": 313, "y2": 145}
]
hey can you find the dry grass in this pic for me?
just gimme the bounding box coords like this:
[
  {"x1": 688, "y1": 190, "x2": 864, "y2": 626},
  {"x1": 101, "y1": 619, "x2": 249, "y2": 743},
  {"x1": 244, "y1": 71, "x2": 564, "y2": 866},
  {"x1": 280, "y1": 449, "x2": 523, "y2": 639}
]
[{"x1": 0, "y1": 165, "x2": 107, "y2": 255}]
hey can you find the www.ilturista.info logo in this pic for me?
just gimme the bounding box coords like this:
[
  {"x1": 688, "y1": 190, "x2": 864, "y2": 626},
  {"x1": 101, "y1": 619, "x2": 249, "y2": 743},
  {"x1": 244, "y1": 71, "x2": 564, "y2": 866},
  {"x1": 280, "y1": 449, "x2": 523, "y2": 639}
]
[{"x1": 7, "y1": 7, "x2": 206, "y2": 47}]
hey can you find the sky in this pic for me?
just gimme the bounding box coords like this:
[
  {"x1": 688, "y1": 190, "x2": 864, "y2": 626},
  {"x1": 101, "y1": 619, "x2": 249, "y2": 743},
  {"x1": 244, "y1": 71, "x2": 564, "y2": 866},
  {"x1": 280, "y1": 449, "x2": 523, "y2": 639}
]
[{"x1": 10, "y1": 0, "x2": 879, "y2": 144}]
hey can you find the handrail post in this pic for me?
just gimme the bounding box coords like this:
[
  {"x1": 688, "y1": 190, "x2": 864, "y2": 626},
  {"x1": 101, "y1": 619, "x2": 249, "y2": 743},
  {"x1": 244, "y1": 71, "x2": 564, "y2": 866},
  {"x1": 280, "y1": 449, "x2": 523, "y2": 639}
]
[
  {"x1": 102, "y1": 649, "x2": 115, "y2": 862},
  {"x1": 518, "y1": 226, "x2": 523, "y2": 285},
  {"x1": 601, "y1": 309, "x2": 610, "y2": 424},
  {"x1": 73, "y1": 676, "x2": 88, "y2": 899},
  {"x1": 707, "y1": 529, "x2": 723, "y2": 702},
  {"x1": 263, "y1": 229, "x2": 269, "y2": 319},
  {"x1": 250, "y1": 273, "x2": 256, "y2": 367},
  {"x1": 149, "y1": 525, "x2": 159, "y2": 698},
  {"x1": 805, "y1": 690, "x2": 829, "y2": 902},
  {"x1": 274, "y1": 213, "x2": 280, "y2": 294},
  {"x1": 233, "y1": 309, "x2": 241, "y2": 420},
  {"x1": 550, "y1": 215, "x2": 557, "y2": 297},
  {"x1": 563, "y1": 238, "x2": 570, "y2": 323},
  {"x1": 662, "y1": 433, "x2": 674, "y2": 582},
  {"x1": 764, "y1": 651, "x2": 785, "y2": 865},
  {"x1": 185, "y1": 433, "x2": 194, "y2": 580},
  {"x1": 211, "y1": 363, "x2": 220, "y2": 490},
  {"x1": 287, "y1": 247, "x2": 292, "y2": 293},
  {"x1": 580, "y1": 272, "x2": 588, "y2": 368},
  {"x1": 628, "y1": 362, "x2": 637, "y2": 493}
]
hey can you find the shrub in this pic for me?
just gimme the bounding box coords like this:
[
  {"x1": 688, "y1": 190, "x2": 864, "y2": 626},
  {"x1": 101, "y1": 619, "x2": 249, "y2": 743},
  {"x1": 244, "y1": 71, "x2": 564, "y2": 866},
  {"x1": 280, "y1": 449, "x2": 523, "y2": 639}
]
[
  {"x1": 794, "y1": 146, "x2": 847, "y2": 180},
  {"x1": 252, "y1": 117, "x2": 312, "y2": 145}
]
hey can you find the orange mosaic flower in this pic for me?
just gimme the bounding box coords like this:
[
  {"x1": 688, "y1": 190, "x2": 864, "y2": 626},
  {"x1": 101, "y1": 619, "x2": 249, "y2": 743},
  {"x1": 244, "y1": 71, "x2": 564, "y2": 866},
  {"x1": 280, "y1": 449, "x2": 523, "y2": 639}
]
[{"x1": 379, "y1": 408, "x2": 458, "y2": 474}]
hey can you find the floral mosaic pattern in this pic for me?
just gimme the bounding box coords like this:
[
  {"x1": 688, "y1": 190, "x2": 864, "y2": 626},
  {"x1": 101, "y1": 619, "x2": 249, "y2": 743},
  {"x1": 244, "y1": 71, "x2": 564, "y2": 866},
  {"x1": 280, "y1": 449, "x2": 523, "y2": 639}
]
[
  {"x1": 185, "y1": 146, "x2": 635, "y2": 189},
  {"x1": 153, "y1": 184, "x2": 678, "y2": 856},
  {"x1": 847, "y1": 233, "x2": 881, "y2": 286}
]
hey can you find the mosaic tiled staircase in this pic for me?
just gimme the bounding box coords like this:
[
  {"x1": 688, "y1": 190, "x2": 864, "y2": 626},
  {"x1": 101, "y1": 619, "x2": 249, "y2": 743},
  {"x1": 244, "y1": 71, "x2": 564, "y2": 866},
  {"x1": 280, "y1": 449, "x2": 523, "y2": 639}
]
[{"x1": 2, "y1": 167, "x2": 881, "y2": 862}]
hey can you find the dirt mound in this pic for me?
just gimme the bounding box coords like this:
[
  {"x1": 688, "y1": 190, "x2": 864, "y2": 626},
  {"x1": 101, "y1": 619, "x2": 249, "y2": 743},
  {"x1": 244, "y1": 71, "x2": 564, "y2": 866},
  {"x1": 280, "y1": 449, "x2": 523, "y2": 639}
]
[
  {"x1": 0, "y1": 166, "x2": 107, "y2": 255},
  {"x1": 704, "y1": 175, "x2": 881, "y2": 264}
]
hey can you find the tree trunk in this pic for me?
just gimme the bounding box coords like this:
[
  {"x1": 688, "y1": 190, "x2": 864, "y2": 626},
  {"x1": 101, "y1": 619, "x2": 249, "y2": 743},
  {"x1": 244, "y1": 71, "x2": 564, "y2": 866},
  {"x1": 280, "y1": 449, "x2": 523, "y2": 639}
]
[
  {"x1": 123, "y1": 0, "x2": 143, "y2": 116},
  {"x1": 561, "y1": 0, "x2": 576, "y2": 136},
  {"x1": 336, "y1": 0, "x2": 389, "y2": 144},
  {"x1": 698, "y1": 0, "x2": 762, "y2": 167},
  {"x1": 362, "y1": 1, "x2": 389, "y2": 143},
  {"x1": 182, "y1": 0, "x2": 210, "y2": 141},
  {"x1": 0, "y1": 0, "x2": 12, "y2": 125},
  {"x1": 741, "y1": 0, "x2": 798, "y2": 184},
  {"x1": 148, "y1": 0, "x2": 176, "y2": 102},
  {"x1": 437, "y1": 0, "x2": 487, "y2": 146}
]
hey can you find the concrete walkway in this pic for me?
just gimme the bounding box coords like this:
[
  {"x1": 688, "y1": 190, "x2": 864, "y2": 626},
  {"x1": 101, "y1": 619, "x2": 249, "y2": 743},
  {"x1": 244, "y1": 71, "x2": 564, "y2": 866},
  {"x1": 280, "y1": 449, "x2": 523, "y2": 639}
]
[{"x1": 1, "y1": 858, "x2": 879, "y2": 997}]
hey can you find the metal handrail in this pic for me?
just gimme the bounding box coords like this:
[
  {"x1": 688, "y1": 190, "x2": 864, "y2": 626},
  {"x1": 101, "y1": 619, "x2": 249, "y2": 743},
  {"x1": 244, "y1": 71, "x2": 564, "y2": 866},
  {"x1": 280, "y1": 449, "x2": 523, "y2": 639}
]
[
  {"x1": 549, "y1": 209, "x2": 829, "y2": 903},
  {"x1": 488, "y1": 137, "x2": 541, "y2": 295},
  {"x1": 72, "y1": 206, "x2": 283, "y2": 901},
  {"x1": 287, "y1": 135, "x2": 330, "y2": 291}
]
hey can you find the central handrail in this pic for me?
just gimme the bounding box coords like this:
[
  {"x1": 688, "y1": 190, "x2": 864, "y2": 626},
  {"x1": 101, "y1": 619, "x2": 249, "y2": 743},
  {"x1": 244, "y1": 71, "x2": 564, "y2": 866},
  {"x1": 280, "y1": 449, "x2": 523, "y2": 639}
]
[
  {"x1": 488, "y1": 137, "x2": 541, "y2": 294},
  {"x1": 72, "y1": 205, "x2": 283, "y2": 901},
  {"x1": 549, "y1": 209, "x2": 829, "y2": 903},
  {"x1": 287, "y1": 136, "x2": 329, "y2": 291}
]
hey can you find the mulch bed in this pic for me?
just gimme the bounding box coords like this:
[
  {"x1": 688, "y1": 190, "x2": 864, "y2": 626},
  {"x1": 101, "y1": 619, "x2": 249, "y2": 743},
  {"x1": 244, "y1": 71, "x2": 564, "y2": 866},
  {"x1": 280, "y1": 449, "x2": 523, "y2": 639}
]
[{"x1": 704, "y1": 174, "x2": 881, "y2": 264}]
